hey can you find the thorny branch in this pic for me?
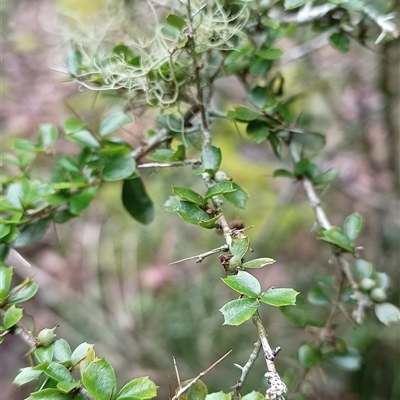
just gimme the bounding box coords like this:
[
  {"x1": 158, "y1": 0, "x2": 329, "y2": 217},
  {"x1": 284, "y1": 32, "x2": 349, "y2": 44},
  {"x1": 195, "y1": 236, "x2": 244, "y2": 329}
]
[{"x1": 169, "y1": 244, "x2": 229, "y2": 265}]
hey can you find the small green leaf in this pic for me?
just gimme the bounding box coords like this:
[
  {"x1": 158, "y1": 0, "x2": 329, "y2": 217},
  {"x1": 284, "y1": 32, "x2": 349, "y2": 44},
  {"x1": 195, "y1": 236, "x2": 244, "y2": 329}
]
[
  {"x1": 12, "y1": 139, "x2": 38, "y2": 152},
  {"x1": 230, "y1": 237, "x2": 250, "y2": 261},
  {"x1": 71, "y1": 343, "x2": 94, "y2": 365},
  {"x1": 205, "y1": 392, "x2": 231, "y2": 400},
  {"x1": 177, "y1": 379, "x2": 207, "y2": 400},
  {"x1": 343, "y1": 212, "x2": 363, "y2": 241},
  {"x1": 227, "y1": 108, "x2": 260, "y2": 122},
  {"x1": 63, "y1": 119, "x2": 87, "y2": 134},
  {"x1": 268, "y1": 133, "x2": 281, "y2": 159},
  {"x1": 294, "y1": 158, "x2": 312, "y2": 177},
  {"x1": 66, "y1": 129, "x2": 100, "y2": 148},
  {"x1": 242, "y1": 258, "x2": 276, "y2": 269},
  {"x1": 13, "y1": 367, "x2": 43, "y2": 385},
  {"x1": 27, "y1": 388, "x2": 72, "y2": 400},
  {"x1": 222, "y1": 271, "x2": 262, "y2": 298},
  {"x1": 223, "y1": 183, "x2": 248, "y2": 209},
  {"x1": 329, "y1": 32, "x2": 350, "y2": 52},
  {"x1": 0, "y1": 266, "x2": 13, "y2": 302},
  {"x1": 273, "y1": 169, "x2": 294, "y2": 178},
  {"x1": 147, "y1": 149, "x2": 175, "y2": 162},
  {"x1": 298, "y1": 343, "x2": 322, "y2": 368},
  {"x1": 69, "y1": 187, "x2": 98, "y2": 216},
  {"x1": 198, "y1": 213, "x2": 222, "y2": 229},
  {"x1": 166, "y1": 14, "x2": 187, "y2": 30},
  {"x1": 307, "y1": 287, "x2": 330, "y2": 306},
  {"x1": 174, "y1": 200, "x2": 211, "y2": 225},
  {"x1": 241, "y1": 391, "x2": 264, "y2": 400},
  {"x1": 204, "y1": 182, "x2": 235, "y2": 200},
  {"x1": 57, "y1": 381, "x2": 81, "y2": 393},
  {"x1": 256, "y1": 48, "x2": 283, "y2": 59},
  {"x1": 328, "y1": 347, "x2": 362, "y2": 371},
  {"x1": 0, "y1": 224, "x2": 11, "y2": 239},
  {"x1": 7, "y1": 178, "x2": 32, "y2": 209},
  {"x1": 220, "y1": 298, "x2": 259, "y2": 326},
  {"x1": 249, "y1": 59, "x2": 271, "y2": 75},
  {"x1": 44, "y1": 362, "x2": 73, "y2": 383},
  {"x1": 246, "y1": 121, "x2": 270, "y2": 143},
  {"x1": 116, "y1": 376, "x2": 158, "y2": 400},
  {"x1": 13, "y1": 218, "x2": 51, "y2": 248},
  {"x1": 284, "y1": 0, "x2": 308, "y2": 10},
  {"x1": 8, "y1": 278, "x2": 39, "y2": 304},
  {"x1": 66, "y1": 51, "x2": 83, "y2": 76},
  {"x1": 82, "y1": 358, "x2": 117, "y2": 400},
  {"x1": 280, "y1": 295, "x2": 308, "y2": 326},
  {"x1": 201, "y1": 146, "x2": 222, "y2": 175},
  {"x1": 100, "y1": 112, "x2": 132, "y2": 137},
  {"x1": 157, "y1": 114, "x2": 183, "y2": 132},
  {"x1": 172, "y1": 187, "x2": 204, "y2": 205},
  {"x1": 246, "y1": 86, "x2": 274, "y2": 110},
  {"x1": 3, "y1": 304, "x2": 23, "y2": 329},
  {"x1": 102, "y1": 156, "x2": 136, "y2": 181},
  {"x1": 375, "y1": 303, "x2": 400, "y2": 325},
  {"x1": 261, "y1": 288, "x2": 299, "y2": 307},
  {"x1": 312, "y1": 169, "x2": 338, "y2": 186},
  {"x1": 37, "y1": 125, "x2": 57, "y2": 150},
  {"x1": 293, "y1": 131, "x2": 326, "y2": 152},
  {"x1": 353, "y1": 259, "x2": 373, "y2": 281},
  {"x1": 35, "y1": 345, "x2": 55, "y2": 364},
  {"x1": 319, "y1": 227, "x2": 355, "y2": 253},
  {"x1": 122, "y1": 178, "x2": 154, "y2": 225},
  {"x1": 54, "y1": 339, "x2": 72, "y2": 365}
]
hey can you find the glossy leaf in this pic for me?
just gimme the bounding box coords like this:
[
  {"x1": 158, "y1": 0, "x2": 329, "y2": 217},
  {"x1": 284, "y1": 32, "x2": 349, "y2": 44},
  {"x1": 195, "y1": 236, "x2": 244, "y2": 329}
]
[
  {"x1": 27, "y1": 388, "x2": 72, "y2": 400},
  {"x1": 44, "y1": 362, "x2": 73, "y2": 383},
  {"x1": 3, "y1": 304, "x2": 23, "y2": 329},
  {"x1": 166, "y1": 14, "x2": 187, "y2": 30},
  {"x1": 230, "y1": 237, "x2": 250, "y2": 261},
  {"x1": 174, "y1": 201, "x2": 212, "y2": 225},
  {"x1": 172, "y1": 187, "x2": 204, "y2": 205},
  {"x1": 82, "y1": 358, "x2": 117, "y2": 400},
  {"x1": 261, "y1": 288, "x2": 299, "y2": 307},
  {"x1": 343, "y1": 212, "x2": 363, "y2": 241},
  {"x1": 8, "y1": 278, "x2": 39, "y2": 304},
  {"x1": 220, "y1": 298, "x2": 259, "y2": 326},
  {"x1": 198, "y1": 213, "x2": 222, "y2": 229},
  {"x1": 307, "y1": 287, "x2": 330, "y2": 306},
  {"x1": 246, "y1": 86, "x2": 275, "y2": 110},
  {"x1": 54, "y1": 339, "x2": 72, "y2": 365},
  {"x1": 177, "y1": 379, "x2": 207, "y2": 400},
  {"x1": 227, "y1": 108, "x2": 259, "y2": 122},
  {"x1": 71, "y1": 343, "x2": 94, "y2": 365},
  {"x1": 204, "y1": 182, "x2": 235, "y2": 200},
  {"x1": 201, "y1": 146, "x2": 221, "y2": 175},
  {"x1": 256, "y1": 48, "x2": 283, "y2": 59},
  {"x1": 13, "y1": 367, "x2": 43, "y2": 385},
  {"x1": 57, "y1": 381, "x2": 81, "y2": 393},
  {"x1": 116, "y1": 376, "x2": 158, "y2": 400},
  {"x1": 100, "y1": 112, "x2": 132, "y2": 137},
  {"x1": 222, "y1": 271, "x2": 262, "y2": 298},
  {"x1": 12, "y1": 139, "x2": 38, "y2": 152},
  {"x1": 223, "y1": 183, "x2": 248, "y2": 209},
  {"x1": 273, "y1": 169, "x2": 294, "y2": 178},
  {"x1": 268, "y1": 133, "x2": 281, "y2": 159},
  {"x1": 298, "y1": 343, "x2": 322, "y2": 368},
  {"x1": 7, "y1": 178, "x2": 32, "y2": 209},
  {"x1": 0, "y1": 224, "x2": 11, "y2": 239},
  {"x1": 205, "y1": 392, "x2": 231, "y2": 400},
  {"x1": 38, "y1": 124, "x2": 58, "y2": 149},
  {"x1": 329, "y1": 32, "x2": 350, "y2": 52},
  {"x1": 375, "y1": 303, "x2": 400, "y2": 325},
  {"x1": 69, "y1": 187, "x2": 99, "y2": 216},
  {"x1": 102, "y1": 156, "x2": 136, "y2": 181},
  {"x1": 13, "y1": 218, "x2": 51, "y2": 248},
  {"x1": 122, "y1": 178, "x2": 154, "y2": 225},
  {"x1": 35, "y1": 345, "x2": 55, "y2": 364},
  {"x1": 312, "y1": 169, "x2": 338, "y2": 186},
  {"x1": 319, "y1": 227, "x2": 355, "y2": 253},
  {"x1": 353, "y1": 259, "x2": 373, "y2": 281},
  {"x1": 242, "y1": 258, "x2": 275, "y2": 269},
  {"x1": 63, "y1": 119, "x2": 87, "y2": 134},
  {"x1": 0, "y1": 266, "x2": 13, "y2": 302},
  {"x1": 66, "y1": 129, "x2": 100, "y2": 148},
  {"x1": 246, "y1": 121, "x2": 270, "y2": 143}
]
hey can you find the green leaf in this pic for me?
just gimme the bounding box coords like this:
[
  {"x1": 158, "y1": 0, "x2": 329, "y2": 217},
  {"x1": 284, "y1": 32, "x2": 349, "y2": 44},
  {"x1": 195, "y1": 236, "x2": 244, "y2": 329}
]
[
  {"x1": 307, "y1": 287, "x2": 330, "y2": 306},
  {"x1": 69, "y1": 187, "x2": 99, "y2": 216},
  {"x1": 268, "y1": 133, "x2": 281, "y2": 159},
  {"x1": 8, "y1": 278, "x2": 39, "y2": 304},
  {"x1": 13, "y1": 367, "x2": 43, "y2": 385},
  {"x1": 44, "y1": 362, "x2": 73, "y2": 383},
  {"x1": 165, "y1": 14, "x2": 187, "y2": 30},
  {"x1": 294, "y1": 158, "x2": 312, "y2": 177},
  {"x1": 116, "y1": 376, "x2": 158, "y2": 400},
  {"x1": 100, "y1": 141, "x2": 132, "y2": 157},
  {"x1": 201, "y1": 146, "x2": 222, "y2": 175},
  {"x1": 57, "y1": 381, "x2": 81, "y2": 393},
  {"x1": 122, "y1": 178, "x2": 154, "y2": 225},
  {"x1": 261, "y1": 288, "x2": 299, "y2": 307},
  {"x1": 82, "y1": 358, "x2": 117, "y2": 400},
  {"x1": 157, "y1": 114, "x2": 183, "y2": 132},
  {"x1": 246, "y1": 121, "x2": 270, "y2": 143},
  {"x1": 220, "y1": 298, "x2": 259, "y2": 326},
  {"x1": 198, "y1": 213, "x2": 222, "y2": 229},
  {"x1": 174, "y1": 200, "x2": 212, "y2": 226},
  {"x1": 147, "y1": 149, "x2": 175, "y2": 162},
  {"x1": 328, "y1": 347, "x2": 362, "y2": 371},
  {"x1": 293, "y1": 131, "x2": 326, "y2": 152},
  {"x1": 100, "y1": 112, "x2": 132, "y2": 137},
  {"x1": 343, "y1": 212, "x2": 363, "y2": 241},
  {"x1": 0, "y1": 266, "x2": 13, "y2": 302},
  {"x1": 172, "y1": 187, "x2": 204, "y2": 205},
  {"x1": 12, "y1": 139, "x2": 38, "y2": 152},
  {"x1": 38, "y1": 124, "x2": 58, "y2": 149},
  {"x1": 227, "y1": 108, "x2": 260, "y2": 122},
  {"x1": 54, "y1": 339, "x2": 72, "y2": 365},
  {"x1": 66, "y1": 129, "x2": 100, "y2": 148},
  {"x1": 280, "y1": 295, "x2": 308, "y2": 326},
  {"x1": 256, "y1": 48, "x2": 283, "y2": 59},
  {"x1": 246, "y1": 86, "x2": 275, "y2": 110},
  {"x1": 375, "y1": 303, "x2": 400, "y2": 325},
  {"x1": 241, "y1": 391, "x2": 264, "y2": 400},
  {"x1": 63, "y1": 119, "x2": 87, "y2": 134},
  {"x1": 284, "y1": 0, "x2": 308, "y2": 10},
  {"x1": 312, "y1": 169, "x2": 338, "y2": 186},
  {"x1": 71, "y1": 343, "x2": 94, "y2": 365},
  {"x1": 27, "y1": 388, "x2": 72, "y2": 400},
  {"x1": 298, "y1": 343, "x2": 322, "y2": 368},
  {"x1": 0, "y1": 244, "x2": 10, "y2": 262},
  {"x1": 329, "y1": 32, "x2": 350, "y2": 52},
  {"x1": 242, "y1": 258, "x2": 276, "y2": 269},
  {"x1": 204, "y1": 182, "x2": 235, "y2": 200},
  {"x1": 13, "y1": 218, "x2": 51, "y2": 248},
  {"x1": 102, "y1": 156, "x2": 136, "y2": 181},
  {"x1": 222, "y1": 271, "x2": 262, "y2": 297},
  {"x1": 319, "y1": 227, "x2": 355, "y2": 253},
  {"x1": 66, "y1": 51, "x2": 83, "y2": 76},
  {"x1": 178, "y1": 379, "x2": 208, "y2": 400},
  {"x1": 273, "y1": 169, "x2": 294, "y2": 178},
  {"x1": 249, "y1": 59, "x2": 271, "y2": 75},
  {"x1": 205, "y1": 392, "x2": 231, "y2": 400},
  {"x1": 35, "y1": 345, "x2": 55, "y2": 364},
  {"x1": 223, "y1": 183, "x2": 248, "y2": 209},
  {"x1": 3, "y1": 304, "x2": 23, "y2": 329},
  {"x1": 0, "y1": 224, "x2": 11, "y2": 239},
  {"x1": 7, "y1": 178, "x2": 32, "y2": 209},
  {"x1": 353, "y1": 259, "x2": 373, "y2": 281},
  {"x1": 230, "y1": 237, "x2": 250, "y2": 261}
]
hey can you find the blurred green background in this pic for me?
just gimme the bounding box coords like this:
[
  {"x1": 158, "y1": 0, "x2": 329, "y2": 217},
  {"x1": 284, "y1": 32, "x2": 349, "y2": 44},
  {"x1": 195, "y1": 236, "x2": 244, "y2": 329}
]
[{"x1": 1, "y1": 1, "x2": 399, "y2": 399}]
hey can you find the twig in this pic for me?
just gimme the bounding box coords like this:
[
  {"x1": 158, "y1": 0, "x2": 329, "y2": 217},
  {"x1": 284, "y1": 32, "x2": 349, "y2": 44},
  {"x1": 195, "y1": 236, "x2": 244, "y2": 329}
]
[
  {"x1": 137, "y1": 160, "x2": 200, "y2": 169},
  {"x1": 169, "y1": 245, "x2": 229, "y2": 265},
  {"x1": 171, "y1": 350, "x2": 232, "y2": 400},
  {"x1": 278, "y1": 3, "x2": 337, "y2": 24},
  {"x1": 232, "y1": 340, "x2": 261, "y2": 398},
  {"x1": 173, "y1": 357, "x2": 181, "y2": 387},
  {"x1": 363, "y1": 6, "x2": 399, "y2": 44}
]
